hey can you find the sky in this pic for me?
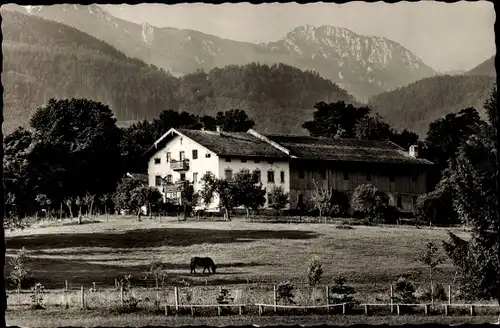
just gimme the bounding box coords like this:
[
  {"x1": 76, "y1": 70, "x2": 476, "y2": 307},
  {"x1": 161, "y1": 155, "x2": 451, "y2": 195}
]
[{"x1": 101, "y1": 2, "x2": 496, "y2": 72}]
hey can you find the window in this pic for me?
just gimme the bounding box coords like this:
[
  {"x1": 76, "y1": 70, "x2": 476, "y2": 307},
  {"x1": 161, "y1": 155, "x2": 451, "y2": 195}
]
[
  {"x1": 254, "y1": 170, "x2": 261, "y2": 183},
  {"x1": 155, "y1": 175, "x2": 162, "y2": 186},
  {"x1": 192, "y1": 149, "x2": 198, "y2": 160},
  {"x1": 166, "y1": 152, "x2": 171, "y2": 162},
  {"x1": 343, "y1": 171, "x2": 349, "y2": 181},
  {"x1": 254, "y1": 160, "x2": 260, "y2": 163},
  {"x1": 225, "y1": 157, "x2": 231, "y2": 162},
  {"x1": 180, "y1": 173, "x2": 186, "y2": 181},
  {"x1": 205, "y1": 153, "x2": 211, "y2": 158},
  {"x1": 225, "y1": 169, "x2": 233, "y2": 180},
  {"x1": 179, "y1": 151, "x2": 185, "y2": 161},
  {"x1": 280, "y1": 171, "x2": 285, "y2": 183},
  {"x1": 389, "y1": 172, "x2": 395, "y2": 182},
  {"x1": 241, "y1": 159, "x2": 247, "y2": 163},
  {"x1": 397, "y1": 195, "x2": 402, "y2": 208},
  {"x1": 267, "y1": 170, "x2": 275, "y2": 183},
  {"x1": 193, "y1": 172, "x2": 198, "y2": 183},
  {"x1": 154, "y1": 158, "x2": 161, "y2": 164},
  {"x1": 367, "y1": 172, "x2": 372, "y2": 181},
  {"x1": 299, "y1": 169, "x2": 305, "y2": 179},
  {"x1": 166, "y1": 174, "x2": 173, "y2": 184}
]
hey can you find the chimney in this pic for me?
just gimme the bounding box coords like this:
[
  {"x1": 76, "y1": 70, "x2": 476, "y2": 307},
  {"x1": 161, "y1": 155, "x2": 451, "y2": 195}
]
[
  {"x1": 216, "y1": 125, "x2": 222, "y2": 133},
  {"x1": 409, "y1": 145, "x2": 419, "y2": 158}
]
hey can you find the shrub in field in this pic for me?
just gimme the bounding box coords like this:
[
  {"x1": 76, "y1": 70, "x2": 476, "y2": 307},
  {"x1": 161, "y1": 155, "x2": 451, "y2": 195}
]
[
  {"x1": 420, "y1": 283, "x2": 448, "y2": 302},
  {"x1": 307, "y1": 257, "x2": 323, "y2": 289},
  {"x1": 9, "y1": 247, "x2": 32, "y2": 290},
  {"x1": 30, "y1": 282, "x2": 45, "y2": 309},
  {"x1": 143, "y1": 258, "x2": 168, "y2": 288},
  {"x1": 328, "y1": 275, "x2": 358, "y2": 310},
  {"x1": 327, "y1": 190, "x2": 351, "y2": 217},
  {"x1": 276, "y1": 281, "x2": 295, "y2": 305},
  {"x1": 351, "y1": 184, "x2": 391, "y2": 223},
  {"x1": 419, "y1": 242, "x2": 445, "y2": 303},
  {"x1": 392, "y1": 277, "x2": 417, "y2": 304},
  {"x1": 414, "y1": 185, "x2": 458, "y2": 226},
  {"x1": 267, "y1": 186, "x2": 289, "y2": 217},
  {"x1": 216, "y1": 288, "x2": 234, "y2": 304}
]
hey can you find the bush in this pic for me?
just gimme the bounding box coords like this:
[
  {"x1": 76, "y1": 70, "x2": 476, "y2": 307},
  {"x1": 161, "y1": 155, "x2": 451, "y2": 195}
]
[
  {"x1": 420, "y1": 283, "x2": 448, "y2": 302},
  {"x1": 276, "y1": 281, "x2": 295, "y2": 305},
  {"x1": 328, "y1": 275, "x2": 358, "y2": 310},
  {"x1": 392, "y1": 277, "x2": 417, "y2": 304},
  {"x1": 9, "y1": 247, "x2": 32, "y2": 290},
  {"x1": 327, "y1": 190, "x2": 350, "y2": 217},
  {"x1": 30, "y1": 282, "x2": 45, "y2": 310},
  {"x1": 414, "y1": 187, "x2": 458, "y2": 226},
  {"x1": 351, "y1": 184, "x2": 390, "y2": 223}
]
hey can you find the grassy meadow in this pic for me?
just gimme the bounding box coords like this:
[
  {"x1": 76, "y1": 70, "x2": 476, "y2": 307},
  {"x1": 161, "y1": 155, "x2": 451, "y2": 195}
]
[{"x1": 5, "y1": 215, "x2": 471, "y2": 301}]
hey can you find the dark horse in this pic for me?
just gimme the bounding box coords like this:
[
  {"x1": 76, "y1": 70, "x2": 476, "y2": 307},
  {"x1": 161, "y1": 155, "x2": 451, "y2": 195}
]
[{"x1": 190, "y1": 257, "x2": 217, "y2": 274}]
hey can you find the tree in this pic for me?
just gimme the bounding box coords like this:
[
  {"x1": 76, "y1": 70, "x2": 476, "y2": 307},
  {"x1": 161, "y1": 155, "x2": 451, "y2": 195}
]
[
  {"x1": 267, "y1": 185, "x2": 289, "y2": 216},
  {"x1": 29, "y1": 98, "x2": 124, "y2": 202},
  {"x1": 354, "y1": 113, "x2": 393, "y2": 141},
  {"x1": 389, "y1": 129, "x2": 420, "y2": 150},
  {"x1": 442, "y1": 88, "x2": 499, "y2": 304},
  {"x1": 8, "y1": 247, "x2": 31, "y2": 291},
  {"x1": 351, "y1": 184, "x2": 390, "y2": 223},
  {"x1": 419, "y1": 242, "x2": 445, "y2": 304},
  {"x1": 328, "y1": 275, "x2": 358, "y2": 310},
  {"x1": 310, "y1": 179, "x2": 332, "y2": 222},
  {"x1": 113, "y1": 176, "x2": 144, "y2": 215},
  {"x1": 180, "y1": 180, "x2": 199, "y2": 219},
  {"x1": 302, "y1": 101, "x2": 371, "y2": 138},
  {"x1": 200, "y1": 172, "x2": 236, "y2": 221},
  {"x1": 215, "y1": 109, "x2": 255, "y2": 132},
  {"x1": 233, "y1": 170, "x2": 266, "y2": 218}
]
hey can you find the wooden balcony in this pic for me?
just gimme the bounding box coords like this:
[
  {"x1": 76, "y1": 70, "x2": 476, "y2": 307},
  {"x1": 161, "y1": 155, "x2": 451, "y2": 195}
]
[
  {"x1": 170, "y1": 159, "x2": 189, "y2": 171},
  {"x1": 163, "y1": 182, "x2": 183, "y2": 193}
]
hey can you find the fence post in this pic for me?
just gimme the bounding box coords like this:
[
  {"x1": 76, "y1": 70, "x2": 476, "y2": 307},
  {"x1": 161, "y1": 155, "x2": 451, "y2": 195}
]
[
  {"x1": 120, "y1": 283, "x2": 124, "y2": 306},
  {"x1": 396, "y1": 304, "x2": 400, "y2": 316},
  {"x1": 448, "y1": 285, "x2": 452, "y2": 305},
  {"x1": 390, "y1": 285, "x2": 394, "y2": 314},
  {"x1": 431, "y1": 283, "x2": 435, "y2": 306},
  {"x1": 273, "y1": 285, "x2": 277, "y2": 312},
  {"x1": 258, "y1": 304, "x2": 262, "y2": 315},
  {"x1": 342, "y1": 303, "x2": 346, "y2": 315},
  {"x1": 81, "y1": 286, "x2": 85, "y2": 309},
  {"x1": 164, "y1": 305, "x2": 168, "y2": 316},
  {"x1": 444, "y1": 304, "x2": 449, "y2": 316},
  {"x1": 364, "y1": 304, "x2": 369, "y2": 315},
  {"x1": 470, "y1": 305, "x2": 475, "y2": 316},
  {"x1": 239, "y1": 305, "x2": 243, "y2": 315},
  {"x1": 65, "y1": 280, "x2": 68, "y2": 292},
  {"x1": 425, "y1": 304, "x2": 429, "y2": 315},
  {"x1": 174, "y1": 287, "x2": 179, "y2": 311},
  {"x1": 325, "y1": 286, "x2": 329, "y2": 307}
]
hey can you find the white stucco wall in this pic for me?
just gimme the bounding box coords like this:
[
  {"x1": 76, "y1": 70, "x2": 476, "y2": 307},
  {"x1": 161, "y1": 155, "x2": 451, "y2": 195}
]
[
  {"x1": 218, "y1": 157, "x2": 290, "y2": 209},
  {"x1": 147, "y1": 133, "x2": 220, "y2": 209}
]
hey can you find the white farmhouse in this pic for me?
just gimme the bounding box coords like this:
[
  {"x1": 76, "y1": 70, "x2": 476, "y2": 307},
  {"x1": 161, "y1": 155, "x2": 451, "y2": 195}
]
[{"x1": 146, "y1": 127, "x2": 291, "y2": 211}]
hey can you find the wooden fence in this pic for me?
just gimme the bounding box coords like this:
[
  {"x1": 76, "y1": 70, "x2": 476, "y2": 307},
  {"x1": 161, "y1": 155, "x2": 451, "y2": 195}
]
[{"x1": 7, "y1": 283, "x2": 500, "y2": 317}]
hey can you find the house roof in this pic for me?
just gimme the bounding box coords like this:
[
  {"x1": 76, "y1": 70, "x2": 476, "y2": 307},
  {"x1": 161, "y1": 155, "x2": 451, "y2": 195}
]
[
  {"x1": 126, "y1": 172, "x2": 149, "y2": 184},
  {"x1": 145, "y1": 128, "x2": 433, "y2": 166},
  {"x1": 263, "y1": 134, "x2": 433, "y2": 165},
  {"x1": 176, "y1": 129, "x2": 290, "y2": 159}
]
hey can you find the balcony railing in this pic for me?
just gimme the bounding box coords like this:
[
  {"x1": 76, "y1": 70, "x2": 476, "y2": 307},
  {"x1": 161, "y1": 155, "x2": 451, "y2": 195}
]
[
  {"x1": 170, "y1": 159, "x2": 189, "y2": 171},
  {"x1": 163, "y1": 181, "x2": 183, "y2": 193}
]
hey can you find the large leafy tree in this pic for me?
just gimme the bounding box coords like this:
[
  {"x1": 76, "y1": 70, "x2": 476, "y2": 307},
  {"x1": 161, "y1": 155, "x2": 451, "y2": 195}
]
[
  {"x1": 200, "y1": 172, "x2": 236, "y2": 221},
  {"x1": 442, "y1": 86, "x2": 499, "y2": 303},
  {"x1": 215, "y1": 109, "x2": 255, "y2": 132},
  {"x1": 233, "y1": 170, "x2": 266, "y2": 218},
  {"x1": 302, "y1": 101, "x2": 371, "y2": 138},
  {"x1": 30, "y1": 98, "x2": 124, "y2": 200},
  {"x1": 354, "y1": 113, "x2": 393, "y2": 141}
]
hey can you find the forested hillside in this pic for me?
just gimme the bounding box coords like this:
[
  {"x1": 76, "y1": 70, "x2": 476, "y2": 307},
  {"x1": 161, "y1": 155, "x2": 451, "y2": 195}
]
[
  {"x1": 368, "y1": 75, "x2": 495, "y2": 137},
  {"x1": 2, "y1": 10, "x2": 357, "y2": 135},
  {"x1": 466, "y1": 55, "x2": 496, "y2": 77}
]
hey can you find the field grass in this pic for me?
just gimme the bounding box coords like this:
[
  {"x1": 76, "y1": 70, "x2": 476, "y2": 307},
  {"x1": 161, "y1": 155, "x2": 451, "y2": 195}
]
[{"x1": 6, "y1": 215, "x2": 472, "y2": 301}]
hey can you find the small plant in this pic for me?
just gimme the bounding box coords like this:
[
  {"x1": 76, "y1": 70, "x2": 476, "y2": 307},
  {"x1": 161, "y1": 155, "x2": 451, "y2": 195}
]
[
  {"x1": 182, "y1": 279, "x2": 192, "y2": 303},
  {"x1": 143, "y1": 257, "x2": 168, "y2": 288},
  {"x1": 276, "y1": 281, "x2": 295, "y2": 305},
  {"x1": 419, "y1": 242, "x2": 445, "y2": 304},
  {"x1": 9, "y1": 247, "x2": 31, "y2": 291},
  {"x1": 121, "y1": 296, "x2": 141, "y2": 313},
  {"x1": 30, "y1": 282, "x2": 45, "y2": 309},
  {"x1": 307, "y1": 257, "x2": 323, "y2": 289},
  {"x1": 267, "y1": 186, "x2": 289, "y2": 217},
  {"x1": 328, "y1": 275, "x2": 358, "y2": 310},
  {"x1": 216, "y1": 288, "x2": 234, "y2": 304},
  {"x1": 421, "y1": 282, "x2": 448, "y2": 302},
  {"x1": 392, "y1": 277, "x2": 417, "y2": 304}
]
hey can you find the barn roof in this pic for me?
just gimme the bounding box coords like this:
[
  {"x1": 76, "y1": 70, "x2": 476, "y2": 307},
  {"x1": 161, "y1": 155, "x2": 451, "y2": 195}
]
[
  {"x1": 145, "y1": 128, "x2": 433, "y2": 165},
  {"x1": 263, "y1": 134, "x2": 433, "y2": 165}
]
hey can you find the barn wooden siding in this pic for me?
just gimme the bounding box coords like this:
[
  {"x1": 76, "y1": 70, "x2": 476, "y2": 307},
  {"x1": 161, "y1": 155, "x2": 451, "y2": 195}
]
[{"x1": 288, "y1": 160, "x2": 428, "y2": 212}]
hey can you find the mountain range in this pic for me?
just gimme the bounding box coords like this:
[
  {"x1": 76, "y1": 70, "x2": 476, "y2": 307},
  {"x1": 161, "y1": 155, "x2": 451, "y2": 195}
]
[
  {"x1": 1, "y1": 4, "x2": 496, "y2": 139},
  {"x1": 5, "y1": 3, "x2": 437, "y2": 102}
]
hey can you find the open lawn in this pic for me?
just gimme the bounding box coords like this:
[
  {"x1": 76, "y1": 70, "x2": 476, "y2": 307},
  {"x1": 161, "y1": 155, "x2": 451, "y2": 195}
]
[{"x1": 5, "y1": 215, "x2": 472, "y2": 304}]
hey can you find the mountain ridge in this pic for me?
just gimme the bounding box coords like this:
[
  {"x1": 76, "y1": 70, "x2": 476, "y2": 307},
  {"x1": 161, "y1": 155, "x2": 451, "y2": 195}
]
[{"x1": 7, "y1": 3, "x2": 437, "y2": 102}]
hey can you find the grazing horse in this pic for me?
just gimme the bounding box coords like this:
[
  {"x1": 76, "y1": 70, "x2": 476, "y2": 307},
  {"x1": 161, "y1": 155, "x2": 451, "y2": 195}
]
[{"x1": 190, "y1": 257, "x2": 217, "y2": 274}]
